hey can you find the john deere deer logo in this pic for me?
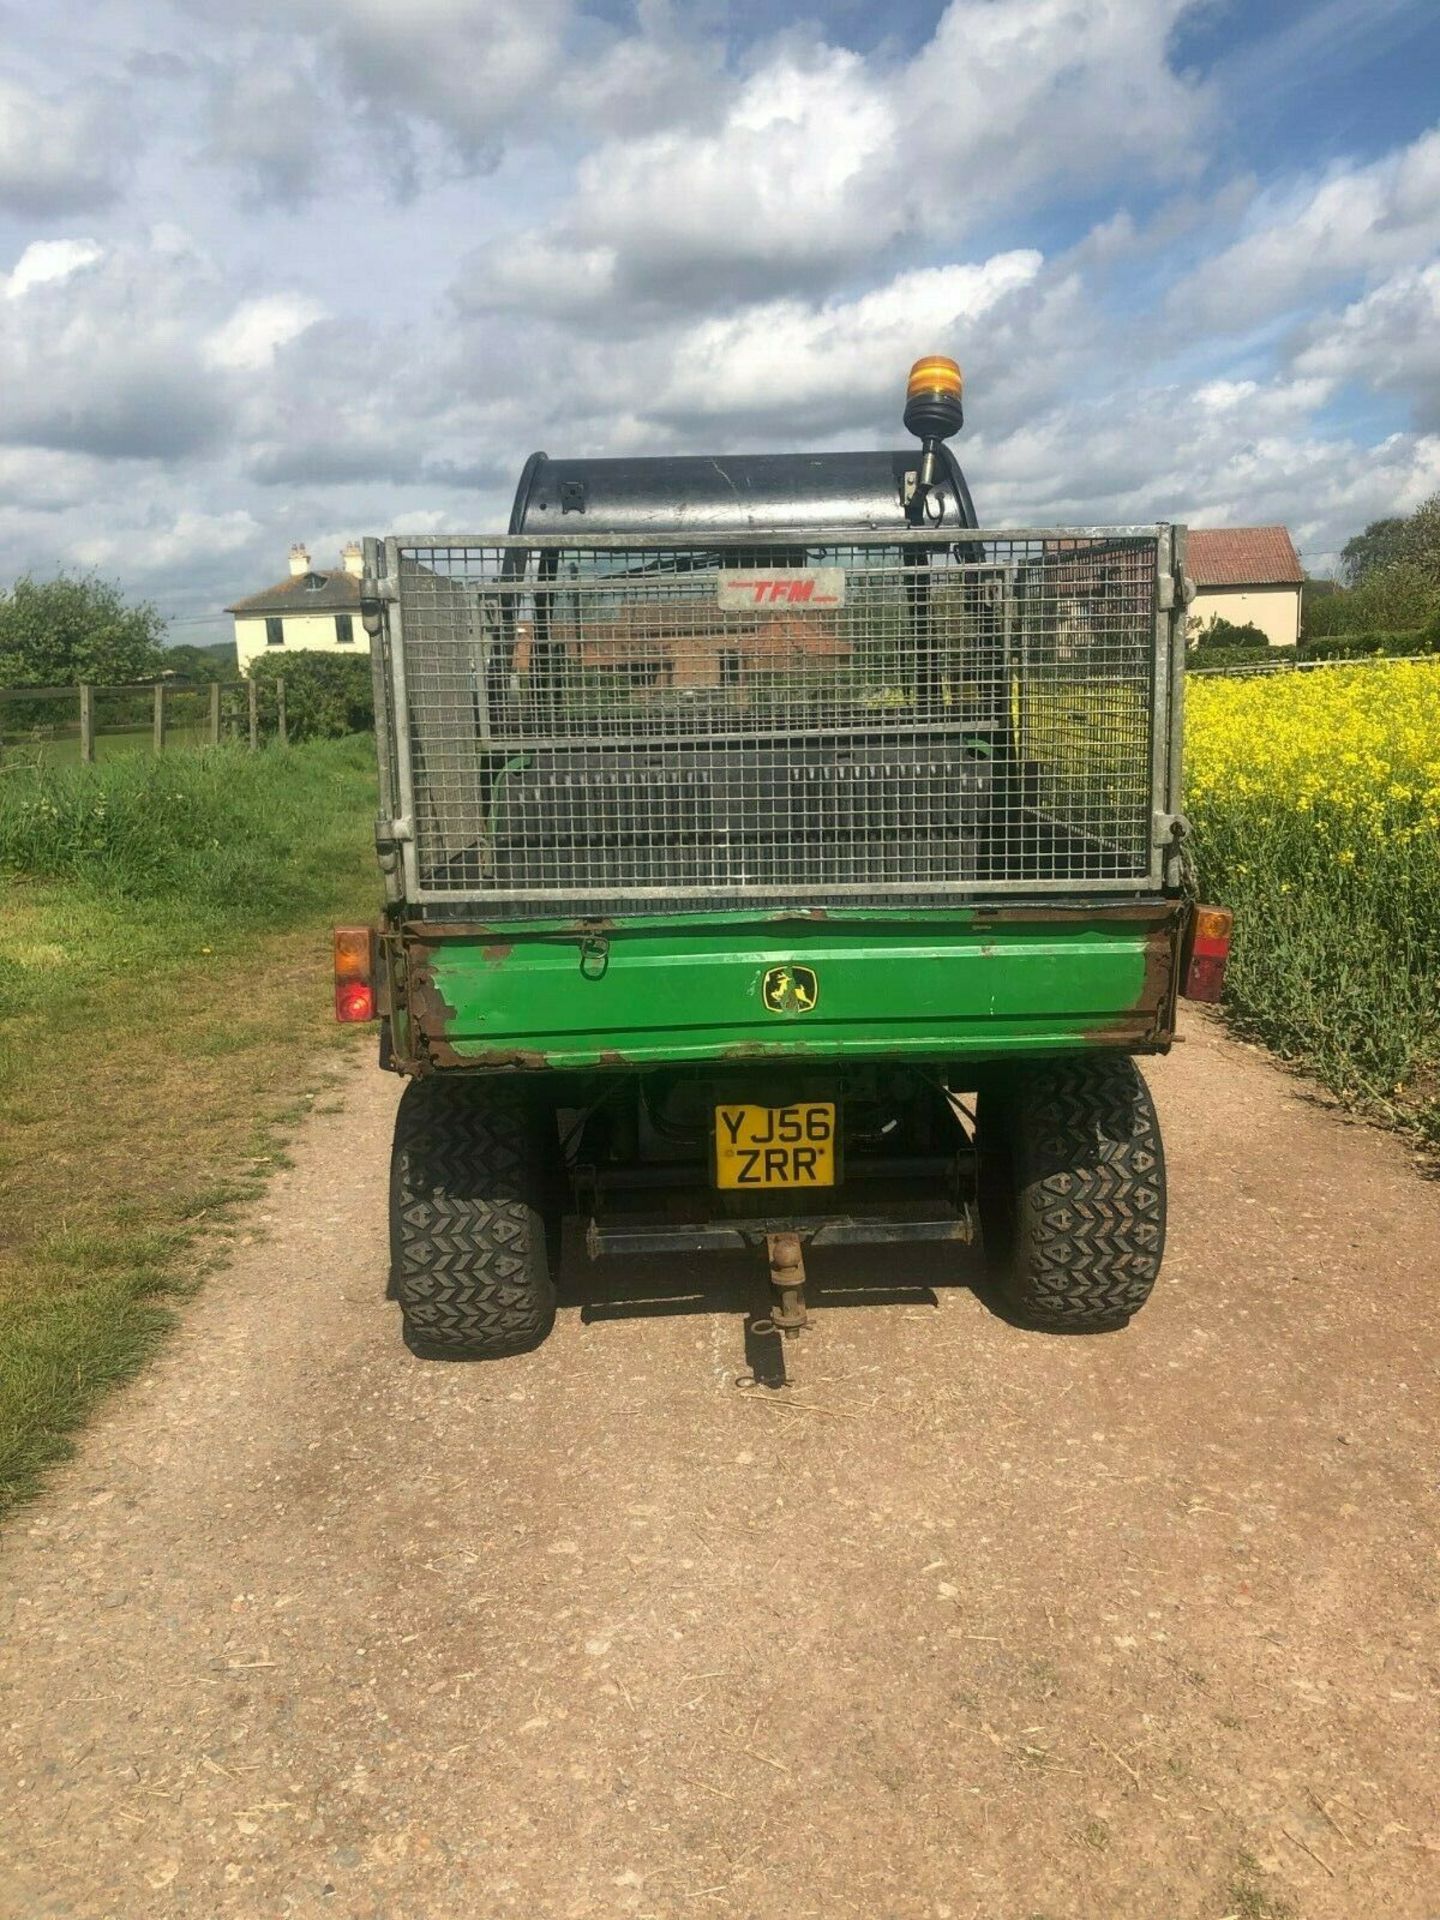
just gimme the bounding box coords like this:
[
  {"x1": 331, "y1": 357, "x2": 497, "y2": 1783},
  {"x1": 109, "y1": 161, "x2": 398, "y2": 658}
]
[{"x1": 762, "y1": 965, "x2": 819, "y2": 1014}]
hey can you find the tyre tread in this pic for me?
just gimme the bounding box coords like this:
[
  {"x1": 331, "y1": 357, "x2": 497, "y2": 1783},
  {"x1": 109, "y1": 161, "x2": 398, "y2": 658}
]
[
  {"x1": 389, "y1": 1076, "x2": 556, "y2": 1359},
  {"x1": 985, "y1": 1056, "x2": 1166, "y2": 1330}
]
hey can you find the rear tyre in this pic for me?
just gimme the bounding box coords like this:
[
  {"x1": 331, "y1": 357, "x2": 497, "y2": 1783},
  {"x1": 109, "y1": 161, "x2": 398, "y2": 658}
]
[
  {"x1": 390, "y1": 1076, "x2": 558, "y2": 1359},
  {"x1": 976, "y1": 1055, "x2": 1165, "y2": 1331}
]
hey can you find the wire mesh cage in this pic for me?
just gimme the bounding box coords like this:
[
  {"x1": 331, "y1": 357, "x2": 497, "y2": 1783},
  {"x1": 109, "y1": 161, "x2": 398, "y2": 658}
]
[{"x1": 374, "y1": 529, "x2": 1181, "y2": 911}]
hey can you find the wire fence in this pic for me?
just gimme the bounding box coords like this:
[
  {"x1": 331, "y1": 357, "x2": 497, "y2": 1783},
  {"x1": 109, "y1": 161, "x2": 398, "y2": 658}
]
[
  {"x1": 380, "y1": 529, "x2": 1179, "y2": 909},
  {"x1": 0, "y1": 678, "x2": 288, "y2": 771}
]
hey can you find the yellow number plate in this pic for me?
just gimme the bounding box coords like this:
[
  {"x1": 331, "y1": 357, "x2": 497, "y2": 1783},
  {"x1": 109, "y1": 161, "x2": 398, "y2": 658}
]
[{"x1": 713, "y1": 1102, "x2": 836, "y2": 1189}]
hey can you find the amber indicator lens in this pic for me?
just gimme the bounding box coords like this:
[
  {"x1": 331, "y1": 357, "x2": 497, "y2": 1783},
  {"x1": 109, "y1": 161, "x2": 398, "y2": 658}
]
[
  {"x1": 906, "y1": 355, "x2": 963, "y2": 400},
  {"x1": 1183, "y1": 903, "x2": 1233, "y2": 1003},
  {"x1": 333, "y1": 925, "x2": 376, "y2": 1022}
]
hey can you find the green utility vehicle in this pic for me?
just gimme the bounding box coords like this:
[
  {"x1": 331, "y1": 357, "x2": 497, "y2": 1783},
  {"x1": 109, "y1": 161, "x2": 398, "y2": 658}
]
[{"x1": 338, "y1": 356, "x2": 1230, "y2": 1357}]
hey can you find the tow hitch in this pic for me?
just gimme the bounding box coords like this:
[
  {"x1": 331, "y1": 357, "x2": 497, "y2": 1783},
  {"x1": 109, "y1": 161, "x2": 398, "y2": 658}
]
[{"x1": 760, "y1": 1231, "x2": 810, "y2": 1336}]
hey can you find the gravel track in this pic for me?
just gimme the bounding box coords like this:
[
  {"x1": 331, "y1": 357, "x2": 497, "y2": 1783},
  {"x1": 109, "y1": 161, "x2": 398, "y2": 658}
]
[{"x1": 2, "y1": 1014, "x2": 1437, "y2": 1919}]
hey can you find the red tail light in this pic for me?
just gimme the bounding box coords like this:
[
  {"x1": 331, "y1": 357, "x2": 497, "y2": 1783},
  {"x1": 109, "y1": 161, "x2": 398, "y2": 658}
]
[
  {"x1": 1182, "y1": 905, "x2": 1233, "y2": 1004},
  {"x1": 334, "y1": 925, "x2": 377, "y2": 1022},
  {"x1": 336, "y1": 979, "x2": 375, "y2": 1023}
]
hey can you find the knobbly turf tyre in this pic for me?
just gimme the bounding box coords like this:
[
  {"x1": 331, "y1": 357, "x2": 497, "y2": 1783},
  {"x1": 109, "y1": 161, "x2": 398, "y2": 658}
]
[
  {"x1": 389, "y1": 1075, "x2": 559, "y2": 1359},
  {"x1": 976, "y1": 1055, "x2": 1166, "y2": 1331}
]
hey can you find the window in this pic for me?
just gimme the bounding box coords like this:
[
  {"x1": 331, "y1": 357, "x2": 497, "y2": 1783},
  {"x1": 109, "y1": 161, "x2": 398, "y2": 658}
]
[
  {"x1": 335, "y1": 614, "x2": 354, "y2": 645},
  {"x1": 265, "y1": 616, "x2": 284, "y2": 647}
]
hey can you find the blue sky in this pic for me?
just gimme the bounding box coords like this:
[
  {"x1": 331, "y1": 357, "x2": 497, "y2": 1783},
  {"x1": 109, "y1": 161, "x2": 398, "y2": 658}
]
[{"x1": 1, "y1": 0, "x2": 1438, "y2": 643}]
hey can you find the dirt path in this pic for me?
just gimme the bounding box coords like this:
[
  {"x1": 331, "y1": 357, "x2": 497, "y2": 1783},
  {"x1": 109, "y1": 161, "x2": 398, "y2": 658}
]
[{"x1": 2, "y1": 1015, "x2": 1437, "y2": 1920}]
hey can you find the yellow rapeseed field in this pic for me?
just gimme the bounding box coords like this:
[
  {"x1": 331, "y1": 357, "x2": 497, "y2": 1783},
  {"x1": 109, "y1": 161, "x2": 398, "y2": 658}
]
[
  {"x1": 1187, "y1": 658, "x2": 1440, "y2": 840},
  {"x1": 1184, "y1": 657, "x2": 1440, "y2": 1142}
]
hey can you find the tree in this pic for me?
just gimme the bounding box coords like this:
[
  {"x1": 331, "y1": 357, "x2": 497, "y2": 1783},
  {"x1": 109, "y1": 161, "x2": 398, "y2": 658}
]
[
  {"x1": 0, "y1": 573, "x2": 167, "y2": 688},
  {"x1": 1195, "y1": 615, "x2": 1269, "y2": 649},
  {"x1": 1398, "y1": 491, "x2": 1440, "y2": 586},
  {"x1": 1340, "y1": 516, "x2": 1410, "y2": 585},
  {"x1": 160, "y1": 641, "x2": 234, "y2": 681},
  {"x1": 247, "y1": 651, "x2": 373, "y2": 741}
]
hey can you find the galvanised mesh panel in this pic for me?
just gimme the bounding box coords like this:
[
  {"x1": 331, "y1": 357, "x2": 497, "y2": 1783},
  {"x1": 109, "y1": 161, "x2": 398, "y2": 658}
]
[{"x1": 386, "y1": 532, "x2": 1164, "y2": 908}]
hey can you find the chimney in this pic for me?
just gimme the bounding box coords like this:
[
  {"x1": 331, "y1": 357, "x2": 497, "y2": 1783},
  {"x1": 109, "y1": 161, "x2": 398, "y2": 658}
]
[
  {"x1": 289, "y1": 542, "x2": 311, "y2": 578},
  {"x1": 342, "y1": 541, "x2": 363, "y2": 578}
]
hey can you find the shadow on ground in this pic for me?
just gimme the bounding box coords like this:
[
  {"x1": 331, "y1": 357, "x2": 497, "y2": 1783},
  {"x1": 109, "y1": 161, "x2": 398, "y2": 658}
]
[{"x1": 556, "y1": 1235, "x2": 985, "y2": 1385}]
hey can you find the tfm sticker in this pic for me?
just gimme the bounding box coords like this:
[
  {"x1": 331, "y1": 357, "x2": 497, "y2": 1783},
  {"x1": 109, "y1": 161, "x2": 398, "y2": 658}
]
[{"x1": 715, "y1": 568, "x2": 846, "y2": 610}]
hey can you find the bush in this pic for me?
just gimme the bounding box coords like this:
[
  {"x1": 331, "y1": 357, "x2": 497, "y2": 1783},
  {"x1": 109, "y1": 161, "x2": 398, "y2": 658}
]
[
  {"x1": 0, "y1": 573, "x2": 166, "y2": 688},
  {"x1": 1195, "y1": 616, "x2": 1272, "y2": 650},
  {"x1": 1300, "y1": 630, "x2": 1437, "y2": 661},
  {"x1": 247, "y1": 651, "x2": 373, "y2": 742},
  {"x1": 1302, "y1": 563, "x2": 1439, "y2": 639},
  {"x1": 1188, "y1": 645, "x2": 1292, "y2": 671}
]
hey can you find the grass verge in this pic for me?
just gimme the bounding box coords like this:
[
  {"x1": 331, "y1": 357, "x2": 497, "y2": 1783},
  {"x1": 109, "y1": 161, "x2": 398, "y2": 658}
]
[{"x1": 0, "y1": 737, "x2": 380, "y2": 1517}]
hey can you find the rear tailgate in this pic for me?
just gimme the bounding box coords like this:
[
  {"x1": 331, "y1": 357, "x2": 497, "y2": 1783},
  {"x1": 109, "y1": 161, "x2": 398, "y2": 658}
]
[{"x1": 390, "y1": 904, "x2": 1185, "y2": 1073}]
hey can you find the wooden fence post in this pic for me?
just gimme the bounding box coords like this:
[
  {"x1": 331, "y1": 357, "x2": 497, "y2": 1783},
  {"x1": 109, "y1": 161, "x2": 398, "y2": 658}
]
[
  {"x1": 153, "y1": 682, "x2": 166, "y2": 754},
  {"x1": 208, "y1": 680, "x2": 222, "y2": 747},
  {"x1": 79, "y1": 684, "x2": 95, "y2": 764},
  {"x1": 248, "y1": 677, "x2": 259, "y2": 751},
  {"x1": 276, "y1": 676, "x2": 288, "y2": 747}
]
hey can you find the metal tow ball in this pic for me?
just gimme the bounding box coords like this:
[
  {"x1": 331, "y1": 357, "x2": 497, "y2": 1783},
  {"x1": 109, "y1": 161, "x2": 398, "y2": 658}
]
[{"x1": 763, "y1": 1232, "x2": 810, "y2": 1335}]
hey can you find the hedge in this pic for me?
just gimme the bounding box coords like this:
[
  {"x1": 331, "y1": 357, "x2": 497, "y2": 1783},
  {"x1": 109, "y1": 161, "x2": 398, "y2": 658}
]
[
  {"x1": 247, "y1": 651, "x2": 373, "y2": 742},
  {"x1": 1187, "y1": 645, "x2": 1291, "y2": 671},
  {"x1": 1300, "y1": 630, "x2": 1438, "y2": 661}
]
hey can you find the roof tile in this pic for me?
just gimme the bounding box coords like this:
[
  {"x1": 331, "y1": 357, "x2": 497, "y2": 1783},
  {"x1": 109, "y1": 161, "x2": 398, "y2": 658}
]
[
  {"x1": 1188, "y1": 526, "x2": 1302, "y2": 587},
  {"x1": 226, "y1": 569, "x2": 362, "y2": 616}
]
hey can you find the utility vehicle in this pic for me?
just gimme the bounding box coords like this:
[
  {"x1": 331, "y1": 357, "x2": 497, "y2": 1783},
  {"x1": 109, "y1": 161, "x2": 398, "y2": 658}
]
[{"x1": 335, "y1": 356, "x2": 1231, "y2": 1356}]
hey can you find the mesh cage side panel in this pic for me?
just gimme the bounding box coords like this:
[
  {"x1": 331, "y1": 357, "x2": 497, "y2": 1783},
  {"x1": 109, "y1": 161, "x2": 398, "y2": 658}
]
[{"x1": 390, "y1": 535, "x2": 1161, "y2": 906}]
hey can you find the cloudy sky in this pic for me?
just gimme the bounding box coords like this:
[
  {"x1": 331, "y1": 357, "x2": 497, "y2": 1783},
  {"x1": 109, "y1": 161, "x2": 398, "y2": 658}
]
[{"x1": 1, "y1": 0, "x2": 1439, "y2": 644}]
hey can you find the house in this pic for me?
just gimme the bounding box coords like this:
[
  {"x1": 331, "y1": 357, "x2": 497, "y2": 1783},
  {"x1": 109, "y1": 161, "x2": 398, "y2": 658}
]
[
  {"x1": 228, "y1": 543, "x2": 366, "y2": 673},
  {"x1": 1187, "y1": 526, "x2": 1303, "y2": 648},
  {"x1": 534, "y1": 597, "x2": 851, "y2": 691}
]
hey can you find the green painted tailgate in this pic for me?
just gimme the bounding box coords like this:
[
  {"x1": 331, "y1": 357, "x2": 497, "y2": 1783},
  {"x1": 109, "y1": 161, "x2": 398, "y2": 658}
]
[{"x1": 396, "y1": 906, "x2": 1182, "y2": 1071}]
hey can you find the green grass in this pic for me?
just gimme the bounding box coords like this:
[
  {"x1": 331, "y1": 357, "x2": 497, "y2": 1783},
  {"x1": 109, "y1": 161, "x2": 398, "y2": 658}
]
[
  {"x1": 0, "y1": 726, "x2": 213, "y2": 767},
  {"x1": 0, "y1": 737, "x2": 380, "y2": 1516},
  {"x1": 1225, "y1": 1853, "x2": 1296, "y2": 1920},
  {"x1": 1190, "y1": 801, "x2": 1440, "y2": 1144}
]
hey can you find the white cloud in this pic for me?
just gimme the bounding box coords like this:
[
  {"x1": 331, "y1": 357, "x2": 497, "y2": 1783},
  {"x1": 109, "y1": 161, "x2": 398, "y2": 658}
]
[
  {"x1": 70, "y1": 507, "x2": 264, "y2": 574},
  {"x1": 0, "y1": 232, "x2": 229, "y2": 459},
  {"x1": 564, "y1": 44, "x2": 901, "y2": 293},
  {"x1": 327, "y1": 0, "x2": 569, "y2": 155},
  {"x1": 4, "y1": 239, "x2": 105, "y2": 299},
  {"x1": 178, "y1": 0, "x2": 573, "y2": 173},
  {"x1": 203, "y1": 54, "x2": 328, "y2": 205},
  {"x1": 913, "y1": 0, "x2": 1205, "y2": 200},
  {"x1": 0, "y1": 445, "x2": 107, "y2": 511},
  {"x1": 465, "y1": 238, "x2": 620, "y2": 318},
  {"x1": 968, "y1": 373, "x2": 1440, "y2": 573},
  {"x1": 4, "y1": 0, "x2": 1440, "y2": 635},
  {"x1": 659, "y1": 255, "x2": 1045, "y2": 430},
  {"x1": 1294, "y1": 263, "x2": 1440, "y2": 431},
  {"x1": 204, "y1": 294, "x2": 327, "y2": 371},
  {"x1": 1174, "y1": 126, "x2": 1440, "y2": 331},
  {"x1": 0, "y1": 77, "x2": 131, "y2": 216},
  {"x1": 485, "y1": 0, "x2": 1209, "y2": 313}
]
